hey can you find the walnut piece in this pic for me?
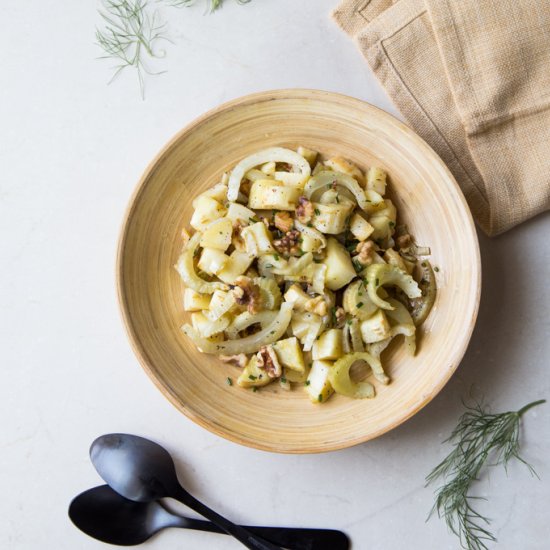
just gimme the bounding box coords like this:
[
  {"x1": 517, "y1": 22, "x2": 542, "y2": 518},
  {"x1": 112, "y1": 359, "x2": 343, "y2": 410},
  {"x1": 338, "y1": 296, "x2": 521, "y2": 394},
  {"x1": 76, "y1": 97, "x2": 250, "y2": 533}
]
[
  {"x1": 355, "y1": 240, "x2": 375, "y2": 266},
  {"x1": 231, "y1": 220, "x2": 247, "y2": 252},
  {"x1": 273, "y1": 211, "x2": 294, "y2": 233},
  {"x1": 256, "y1": 345, "x2": 282, "y2": 378},
  {"x1": 304, "y1": 295, "x2": 328, "y2": 316},
  {"x1": 273, "y1": 229, "x2": 301, "y2": 256},
  {"x1": 230, "y1": 276, "x2": 261, "y2": 314},
  {"x1": 396, "y1": 234, "x2": 412, "y2": 249},
  {"x1": 296, "y1": 196, "x2": 314, "y2": 223},
  {"x1": 219, "y1": 354, "x2": 248, "y2": 368}
]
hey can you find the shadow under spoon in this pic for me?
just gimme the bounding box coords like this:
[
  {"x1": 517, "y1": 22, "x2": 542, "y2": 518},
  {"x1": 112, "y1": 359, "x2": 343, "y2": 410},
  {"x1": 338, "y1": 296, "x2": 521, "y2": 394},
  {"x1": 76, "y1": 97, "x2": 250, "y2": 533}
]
[{"x1": 69, "y1": 485, "x2": 350, "y2": 550}]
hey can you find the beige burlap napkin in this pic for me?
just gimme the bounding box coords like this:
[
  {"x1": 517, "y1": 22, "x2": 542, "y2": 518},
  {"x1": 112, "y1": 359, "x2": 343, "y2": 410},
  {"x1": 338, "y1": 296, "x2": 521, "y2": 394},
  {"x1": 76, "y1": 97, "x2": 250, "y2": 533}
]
[{"x1": 333, "y1": 0, "x2": 550, "y2": 236}]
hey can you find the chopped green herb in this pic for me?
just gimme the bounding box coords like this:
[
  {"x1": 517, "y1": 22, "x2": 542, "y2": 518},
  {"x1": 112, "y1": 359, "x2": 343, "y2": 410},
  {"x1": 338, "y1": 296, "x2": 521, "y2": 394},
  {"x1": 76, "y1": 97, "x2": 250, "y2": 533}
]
[
  {"x1": 422, "y1": 261, "x2": 427, "y2": 267},
  {"x1": 335, "y1": 195, "x2": 340, "y2": 203},
  {"x1": 389, "y1": 221, "x2": 395, "y2": 227},
  {"x1": 375, "y1": 278, "x2": 379, "y2": 286},
  {"x1": 249, "y1": 216, "x2": 259, "y2": 223},
  {"x1": 347, "y1": 318, "x2": 353, "y2": 325},
  {"x1": 434, "y1": 266, "x2": 440, "y2": 272},
  {"x1": 265, "y1": 263, "x2": 274, "y2": 268},
  {"x1": 318, "y1": 394, "x2": 323, "y2": 402},
  {"x1": 305, "y1": 380, "x2": 311, "y2": 386},
  {"x1": 356, "y1": 301, "x2": 364, "y2": 308},
  {"x1": 314, "y1": 208, "x2": 321, "y2": 216},
  {"x1": 307, "y1": 222, "x2": 313, "y2": 227},
  {"x1": 331, "y1": 306, "x2": 337, "y2": 325},
  {"x1": 226, "y1": 377, "x2": 232, "y2": 386},
  {"x1": 273, "y1": 253, "x2": 280, "y2": 261},
  {"x1": 248, "y1": 375, "x2": 257, "y2": 380},
  {"x1": 281, "y1": 377, "x2": 287, "y2": 383},
  {"x1": 252, "y1": 387, "x2": 258, "y2": 392}
]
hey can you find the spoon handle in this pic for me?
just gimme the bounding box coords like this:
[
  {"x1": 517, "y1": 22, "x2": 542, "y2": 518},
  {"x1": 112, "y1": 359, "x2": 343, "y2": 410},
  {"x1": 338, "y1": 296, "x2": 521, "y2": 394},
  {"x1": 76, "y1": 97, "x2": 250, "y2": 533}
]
[
  {"x1": 169, "y1": 514, "x2": 349, "y2": 550},
  {"x1": 173, "y1": 486, "x2": 282, "y2": 550}
]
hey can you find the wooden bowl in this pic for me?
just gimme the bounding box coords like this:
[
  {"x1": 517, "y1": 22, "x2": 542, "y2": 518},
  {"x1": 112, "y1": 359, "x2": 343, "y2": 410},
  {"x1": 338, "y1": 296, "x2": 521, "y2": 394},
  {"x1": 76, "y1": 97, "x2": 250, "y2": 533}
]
[{"x1": 117, "y1": 90, "x2": 480, "y2": 453}]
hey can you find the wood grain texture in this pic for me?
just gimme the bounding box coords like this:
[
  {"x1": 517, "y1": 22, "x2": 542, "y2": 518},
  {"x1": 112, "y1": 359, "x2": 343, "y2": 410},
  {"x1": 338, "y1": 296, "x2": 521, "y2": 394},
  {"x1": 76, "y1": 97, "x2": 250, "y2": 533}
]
[{"x1": 117, "y1": 90, "x2": 481, "y2": 453}]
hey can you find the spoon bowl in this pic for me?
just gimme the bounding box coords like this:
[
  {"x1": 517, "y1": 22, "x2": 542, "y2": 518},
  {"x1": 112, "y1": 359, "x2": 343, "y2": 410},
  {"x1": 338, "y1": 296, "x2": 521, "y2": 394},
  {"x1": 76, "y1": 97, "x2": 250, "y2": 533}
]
[
  {"x1": 90, "y1": 433, "x2": 179, "y2": 502},
  {"x1": 69, "y1": 485, "x2": 170, "y2": 546},
  {"x1": 90, "y1": 433, "x2": 281, "y2": 549}
]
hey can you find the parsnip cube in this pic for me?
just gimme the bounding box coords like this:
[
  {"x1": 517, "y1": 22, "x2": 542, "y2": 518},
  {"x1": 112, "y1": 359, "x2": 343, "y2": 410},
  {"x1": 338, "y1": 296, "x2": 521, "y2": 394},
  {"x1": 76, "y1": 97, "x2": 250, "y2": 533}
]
[
  {"x1": 197, "y1": 248, "x2": 229, "y2": 275},
  {"x1": 217, "y1": 250, "x2": 254, "y2": 284},
  {"x1": 360, "y1": 310, "x2": 391, "y2": 344},
  {"x1": 368, "y1": 201, "x2": 397, "y2": 241},
  {"x1": 261, "y1": 161, "x2": 276, "y2": 175},
  {"x1": 273, "y1": 172, "x2": 307, "y2": 187},
  {"x1": 200, "y1": 218, "x2": 232, "y2": 251},
  {"x1": 273, "y1": 337, "x2": 306, "y2": 373},
  {"x1": 297, "y1": 146, "x2": 318, "y2": 167},
  {"x1": 366, "y1": 166, "x2": 387, "y2": 196},
  {"x1": 208, "y1": 290, "x2": 236, "y2": 319},
  {"x1": 226, "y1": 203, "x2": 256, "y2": 223},
  {"x1": 291, "y1": 311, "x2": 323, "y2": 352},
  {"x1": 369, "y1": 216, "x2": 393, "y2": 242},
  {"x1": 190, "y1": 196, "x2": 226, "y2": 230},
  {"x1": 237, "y1": 356, "x2": 272, "y2": 388},
  {"x1": 192, "y1": 183, "x2": 228, "y2": 207},
  {"x1": 242, "y1": 222, "x2": 274, "y2": 256},
  {"x1": 305, "y1": 360, "x2": 334, "y2": 404},
  {"x1": 245, "y1": 168, "x2": 273, "y2": 182},
  {"x1": 324, "y1": 156, "x2": 365, "y2": 184},
  {"x1": 370, "y1": 199, "x2": 396, "y2": 223},
  {"x1": 322, "y1": 238, "x2": 356, "y2": 290},
  {"x1": 284, "y1": 366, "x2": 309, "y2": 384},
  {"x1": 248, "y1": 180, "x2": 301, "y2": 211},
  {"x1": 383, "y1": 249, "x2": 409, "y2": 273},
  {"x1": 183, "y1": 288, "x2": 211, "y2": 312},
  {"x1": 284, "y1": 284, "x2": 310, "y2": 311},
  {"x1": 191, "y1": 312, "x2": 230, "y2": 338},
  {"x1": 350, "y1": 214, "x2": 374, "y2": 242},
  {"x1": 312, "y1": 329, "x2": 343, "y2": 361}
]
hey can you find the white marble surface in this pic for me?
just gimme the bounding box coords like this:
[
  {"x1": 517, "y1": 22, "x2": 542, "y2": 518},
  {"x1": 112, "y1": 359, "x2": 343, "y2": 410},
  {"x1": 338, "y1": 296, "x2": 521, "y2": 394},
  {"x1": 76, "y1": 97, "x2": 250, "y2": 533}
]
[{"x1": 1, "y1": 1, "x2": 549, "y2": 549}]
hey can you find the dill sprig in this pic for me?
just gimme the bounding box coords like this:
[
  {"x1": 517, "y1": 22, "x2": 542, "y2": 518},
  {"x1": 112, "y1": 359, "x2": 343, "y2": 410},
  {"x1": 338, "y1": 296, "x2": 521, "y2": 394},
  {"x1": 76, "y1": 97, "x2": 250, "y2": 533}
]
[
  {"x1": 426, "y1": 398, "x2": 545, "y2": 550},
  {"x1": 96, "y1": 0, "x2": 168, "y2": 98},
  {"x1": 165, "y1": 0, "x2": 251, "y2": 13}
]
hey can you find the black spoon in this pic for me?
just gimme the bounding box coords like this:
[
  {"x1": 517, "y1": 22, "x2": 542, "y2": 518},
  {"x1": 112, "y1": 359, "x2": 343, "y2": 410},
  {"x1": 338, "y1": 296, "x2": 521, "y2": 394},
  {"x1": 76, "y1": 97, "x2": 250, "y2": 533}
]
[
  {"x1": 90, "y1": 434, "x2": 279, "y2": 550},
  {"x1": 69, "y1": 485, "x2": 350, "y2": 549}
]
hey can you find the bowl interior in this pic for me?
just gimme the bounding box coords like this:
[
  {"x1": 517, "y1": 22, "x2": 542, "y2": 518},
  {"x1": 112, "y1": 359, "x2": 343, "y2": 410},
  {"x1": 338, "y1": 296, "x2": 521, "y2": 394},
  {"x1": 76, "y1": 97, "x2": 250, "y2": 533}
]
[{"x1": 118, "y1": 90, "x2": 480, "y2": 453}]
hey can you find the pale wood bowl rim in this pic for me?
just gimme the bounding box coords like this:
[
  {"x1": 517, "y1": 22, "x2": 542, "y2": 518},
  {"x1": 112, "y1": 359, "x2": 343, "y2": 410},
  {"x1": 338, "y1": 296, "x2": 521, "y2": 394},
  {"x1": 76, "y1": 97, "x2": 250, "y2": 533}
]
[{"x1": 116, "y1": 89, "x2": 481, "y2": 453}]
